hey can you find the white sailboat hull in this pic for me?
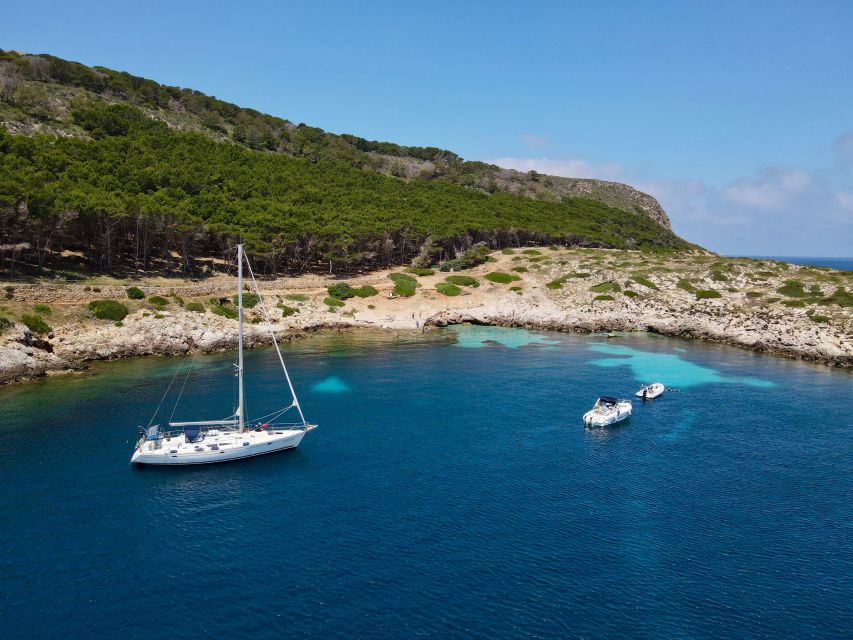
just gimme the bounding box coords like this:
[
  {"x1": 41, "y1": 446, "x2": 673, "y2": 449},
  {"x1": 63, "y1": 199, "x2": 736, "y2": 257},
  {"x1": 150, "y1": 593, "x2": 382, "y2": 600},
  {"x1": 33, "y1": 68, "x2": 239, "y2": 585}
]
[{"x1": 131, "y1": 427, "x2": 313, "y2": 466}]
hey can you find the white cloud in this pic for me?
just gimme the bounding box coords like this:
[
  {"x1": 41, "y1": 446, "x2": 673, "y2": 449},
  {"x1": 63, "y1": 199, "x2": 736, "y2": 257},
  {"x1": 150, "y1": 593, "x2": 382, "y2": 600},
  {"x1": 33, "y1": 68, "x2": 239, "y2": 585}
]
[
  {"x1": 490, "y1": 156, "x2": 625, "y2": 181},
  {"x1": 722, "y1": 168, "x2": 812, "y2": 210}
]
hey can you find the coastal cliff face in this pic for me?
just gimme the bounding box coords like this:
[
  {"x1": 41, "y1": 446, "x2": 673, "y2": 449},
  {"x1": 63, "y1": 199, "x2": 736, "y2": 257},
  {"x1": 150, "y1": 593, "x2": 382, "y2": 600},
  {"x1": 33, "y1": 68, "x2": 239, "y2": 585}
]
[{"x1": 1, "y1": 248, "x2": 850, "y2": 384}]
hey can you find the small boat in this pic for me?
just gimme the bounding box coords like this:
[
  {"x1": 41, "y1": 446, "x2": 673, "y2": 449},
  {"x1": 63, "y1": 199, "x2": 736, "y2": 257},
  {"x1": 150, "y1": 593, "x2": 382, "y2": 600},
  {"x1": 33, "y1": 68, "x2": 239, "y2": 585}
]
[
  {"x1": 635, "y1": 382, "x2": 665, "y2": 399},
  {"x1": 131, "y1": 244, "x2": 316, "y2": 466},
  {"x1": 583, "y1": 396, "x2": 632, "y2": 428}
]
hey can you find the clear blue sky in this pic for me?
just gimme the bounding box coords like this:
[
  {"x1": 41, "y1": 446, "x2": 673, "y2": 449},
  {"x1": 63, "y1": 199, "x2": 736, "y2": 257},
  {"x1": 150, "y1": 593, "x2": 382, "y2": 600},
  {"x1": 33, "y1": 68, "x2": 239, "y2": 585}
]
[{"x1": 3, "y1": 0, "x2": 852, "y2": 255}]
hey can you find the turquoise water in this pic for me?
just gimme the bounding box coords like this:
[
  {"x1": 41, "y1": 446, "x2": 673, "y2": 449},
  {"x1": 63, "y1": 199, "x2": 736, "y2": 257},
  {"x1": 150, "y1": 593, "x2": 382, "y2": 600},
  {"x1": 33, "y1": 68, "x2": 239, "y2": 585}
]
[
  {"x1": 742, "y1": 255, "x2": 853, "y2": 271},
  {"x1": 0, "y1": 327, "x2": 851, "y2": 638}
]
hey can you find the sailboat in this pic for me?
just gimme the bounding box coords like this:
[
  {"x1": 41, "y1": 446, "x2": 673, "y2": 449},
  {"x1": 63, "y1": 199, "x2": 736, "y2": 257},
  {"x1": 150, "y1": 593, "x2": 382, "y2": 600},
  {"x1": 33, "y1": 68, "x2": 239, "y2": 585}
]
[{"x1": 130, "y1": 244, "x2": 316, "y2": 466}]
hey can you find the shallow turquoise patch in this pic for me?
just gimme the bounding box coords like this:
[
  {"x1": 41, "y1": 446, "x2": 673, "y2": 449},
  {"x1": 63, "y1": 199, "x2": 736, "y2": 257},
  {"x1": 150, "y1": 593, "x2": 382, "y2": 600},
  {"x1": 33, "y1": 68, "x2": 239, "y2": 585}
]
[
  {"x1": 588, "y1": 343, "x2": 773, "y2": 388},
  {"x1": 312, "y1": 376, "x2": 351, "y2": 393},
  {"x1": 660, "y1": 410, "x2": 698, "y2": 442},
  {"x1": 449, "y1": 325, "x2": 559, "y2": 349}
]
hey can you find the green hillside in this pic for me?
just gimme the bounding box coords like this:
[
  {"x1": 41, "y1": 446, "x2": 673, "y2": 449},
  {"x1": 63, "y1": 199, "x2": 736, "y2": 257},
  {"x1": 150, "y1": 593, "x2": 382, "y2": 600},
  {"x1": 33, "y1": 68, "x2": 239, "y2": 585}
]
[{"x1": 0, "y1": 50, "x2": 690, "y2": 276}]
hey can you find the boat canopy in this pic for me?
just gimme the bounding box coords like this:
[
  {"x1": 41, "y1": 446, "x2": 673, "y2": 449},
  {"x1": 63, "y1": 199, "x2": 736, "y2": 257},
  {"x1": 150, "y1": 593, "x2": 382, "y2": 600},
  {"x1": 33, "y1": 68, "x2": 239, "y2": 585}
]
[
  {"x1": 598, "y1": 396, "x2": 618, "y2": 404},
  {"x1": 184, "y1": 427, "x2": 203, "y2": 443},
  {"x1": 145, "y1": 425, "x2": 159, "y2": 441}
]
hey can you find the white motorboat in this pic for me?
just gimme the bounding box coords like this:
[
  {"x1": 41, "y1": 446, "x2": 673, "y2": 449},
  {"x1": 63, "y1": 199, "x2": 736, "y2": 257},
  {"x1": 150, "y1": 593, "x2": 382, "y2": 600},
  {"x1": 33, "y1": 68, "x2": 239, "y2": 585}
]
[
  {"x1": 583, "y1": 396, "x2": 632, "y2": 428},
  {"x1": 635, "y1": 382, "x2": 665, "y2": 399},
  {"x1": 131, "y1": 244, "x2": 316, "y2": 466}
]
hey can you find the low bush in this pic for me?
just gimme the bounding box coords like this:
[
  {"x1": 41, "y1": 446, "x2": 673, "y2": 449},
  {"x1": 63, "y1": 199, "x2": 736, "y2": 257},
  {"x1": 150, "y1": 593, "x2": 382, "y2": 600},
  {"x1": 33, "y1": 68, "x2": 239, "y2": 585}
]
[
  {"x1": 210, "y1": 302, "x2": 238, "y2": 319},
  {"x1": 324, "y1": 296, "x2": 345, "y2": 308},
  {"x1": 21, "y1": 314, "x2": 52, "y2": 334},
  {"x1": 745, "y1": 291, "x2": 763, "y2": 298},
  {"x1": 677, "y1": 279, "x2": 697, "y2": 293},
  {"x1": 435, "y1": 282, "x2": 461, "y2": 296},
  {"x1": 327, "y1": 282, "x2": 356, "y2": 300},
  {"x1": 88, "y1": 299, "x2": 129, "y2": 321},
  {"x1": 234, "y1": 292, "x2": 260, "y2": 308},
  {"x1": 590, "y1": 281, "x2": 620, "y2": 293},
  {"x1": 147, "y1": 295, "x2": 169, "y2": 308},
  {"x1": 631, "y1": 275, "x2": 658, "y2": 290},
  {"x1": 546, "y1": 280, "x2": 563, "y2": 289},
  {"x1": 810, "y1": 315, "x2": 830, "y2": 323},
  {"x1": 821, "y1": 287, "x2": 852, "y2": 308},
  {"x1": 126, "y1": 286, "x2": 144, "y2": 299},
  {"x1": 695, "y1": 289, "x2": 722, "y2": 300},
  {"x1": 512, "y1": 266, "x2": 528, "y2": 273},
  {"x1": 781, "y1": 299, "x2": 806, "y2": 307},
  {"x1": 170, "y1": 293, "x2": 185, "y2": 306},
  {"x1": 484, "y1": 272, "x2": 520, "y2": 284},
  {"x1": 0, "y1": 315, "x2": 13, "y2": 334},
  {"x1": 405, "y1": 267, "x2": 434, "y2": 276},
  {"x1": 710, "y1": 270, "x2": 728, "y2": 282},
  {"x1": 564, "y1": 272, "x2": 592, "y2": 279},
  {"x1": 445, "y1": 275, "x2": 479, "y2": 287},
  {"x1": 277, "y1": 304, "x2": 298, "y2": 317},
  {"x1": 624, "y1": 290, "x2": 639, "y2": 298},
  {"x1": 509, "y1": 286, "x2": 523, "y2": 294},
  {"x1": 153, "y1": 313, "x2": 165, "y2": 320},
  {"x1": 389, "y1": 273, "x2": 418, "y2": 297},
  {"x1": 501, "y1": 248, "x2": 515, "y2": 255},
  {"x1": 353, "y1": 285, "x2": 378, "y2": 298},
  {"x1": 593, "y1": 294, "x2": 615, "y2": 301},
  {"x1": 185, "y1": 302, "x2": 205, "y2": 312},
  {"x1": 34, "y1": 304, "x2": 52, "y2": 315},
  {"x1": 114, "y1": 321, "x2": 123, "y2": 327},
  {"x1": 521, "y1": 249, "x2": 542, "y2": 255},
  {"x1": 284, "y1": 293, "x2": 308, "y2": 301},
  {"x1": 777, "y1": 279, "x2": 807, "y2": 298},
  {"x1": 439, "y1": 244, "x2": 491, "y2": 272}
]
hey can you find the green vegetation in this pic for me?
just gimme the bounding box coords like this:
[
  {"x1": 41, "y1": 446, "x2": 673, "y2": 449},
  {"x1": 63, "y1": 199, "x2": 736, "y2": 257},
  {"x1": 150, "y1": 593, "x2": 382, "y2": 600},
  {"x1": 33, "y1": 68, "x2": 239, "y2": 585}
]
[
  {"x1": 631, "y1": 275, "x2": 658, "y2": 290},
  {"x1": 777, "y1": 280, "x2": 807, "y2": 298},
  {"x1": 781, "y1": 299, "x2": 806, "y2": 307},
  {"x1": 209, "y1": 301, "x2": 238, "y2": 319},
  {"x1": 563, "y1": 272, "x2": 592, "y2": 279},
  {"x1": 353, "y1": 285, "x2": 378, "y2": 298},
  {"x1": 21, "y1": 313, "x2": 51, "y2": 334},
  {"x1": 821, "y1": 287, "x2": 852, "y2": 308},
  {"x1": 388, "y1": 272, "x2": 418, "y2": 297},
  {"x1": 33, "y1": 304, "x2": 52, "y2": 315},
  {"x1": 484, "y1": 272, "x2": 521, "y2": 284},
  {"x1": 0, "y1": 315, "x2": 13, "y2": 334},
  {"x1": 147, "y1": 295, "x2": 169, "y2": 308},
  {"x1": 590, "y1": 281, "x2": 620, "y2": 293},
  {"x1": 277, "y1": 304, "x2": 298, "y2": 317},
  {"x1": 440, "y1": 246, "x2": 494, "y2": 272},
  {"x1": 435, "y1": 282, "x2": 461, "y2": 296},
  {"x1": 512, "y1": 266, "x2": 528, "y2": 273},
  {"x1": 695, "y1": 289, "x2": 722, "y2": 300},
  {"x1": 509, "y1": 286, "x2": 523, "y2": 293},
  {"x1": 810, "y1": 315, "x2": 830, "y2": 323},
  {"x1": 405, "y1": 267, "x2": 434, "y2": 276},
  {"x1": 324, "y1": 296, "x2": 345, "y2": 308},
  {"x1": 126, "y1": 286, "x2": 144, "y2": 299},
  {"x1": 284, "y1": 293, "x2": 308, "y2": 301},
  {"x1": 185, "y1": 302, "x2": 205, "y2": 312},
  {"x1": 677, "y1": 279, "x2": 697, "y2": 294},
  {"x1": 745, "y1": 291, "x2": 763, "y2": 298},
  {"x1": 327, "y1": 283, "x2": 357, "y2": 300},
  {"x1": 501, "y1": 248, "x2": 515, "y2": 255},
  {"x1": 444, "y1": 275, "x2": 479, "y2": 287},
  {"x1": 624, "y1": 290, "x2": 639, "y2": 298},
  {"x1": 114, "y1": 321, "x2": 123, "y2": 327},
  {"x1": 87, "y1": 299, "x2": 129, "y2": 321},
  {"x1": 710, "y1": 270, "x2": 728, "y2": 282},
  {"x1": 521, "y1": 249, "x2": 542, "y2": 255},
  {"x1": 593, "y1": 294, "x2": 615, "y2": 301},
  {"x1": 234, "y1": 292, "x2": 260, "y2": 308},
  {"x1": 546, "y1": 280, "x2": 563, "y2": 289}
]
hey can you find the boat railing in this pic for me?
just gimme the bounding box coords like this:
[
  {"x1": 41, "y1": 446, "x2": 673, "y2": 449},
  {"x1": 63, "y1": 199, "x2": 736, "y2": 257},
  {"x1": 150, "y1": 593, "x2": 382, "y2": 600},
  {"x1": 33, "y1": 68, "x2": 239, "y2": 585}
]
[{"x1": 141, "y1": 423, "x2": 315, "y2": 443}]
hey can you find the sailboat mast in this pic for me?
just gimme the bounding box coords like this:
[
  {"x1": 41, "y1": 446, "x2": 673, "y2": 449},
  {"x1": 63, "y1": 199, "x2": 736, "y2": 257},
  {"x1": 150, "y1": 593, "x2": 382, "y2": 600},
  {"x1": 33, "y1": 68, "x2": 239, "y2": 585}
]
[{"x1": 236, "y1": 244, "x2": 245, "y2": 431}]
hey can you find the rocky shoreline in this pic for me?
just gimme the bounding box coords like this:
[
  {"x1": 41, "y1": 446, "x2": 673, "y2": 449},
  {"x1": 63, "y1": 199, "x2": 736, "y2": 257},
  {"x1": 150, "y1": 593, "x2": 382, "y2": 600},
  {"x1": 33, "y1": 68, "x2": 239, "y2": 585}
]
[{"x1": 1, "y1": 248, "x2": 850, "y2": 384}]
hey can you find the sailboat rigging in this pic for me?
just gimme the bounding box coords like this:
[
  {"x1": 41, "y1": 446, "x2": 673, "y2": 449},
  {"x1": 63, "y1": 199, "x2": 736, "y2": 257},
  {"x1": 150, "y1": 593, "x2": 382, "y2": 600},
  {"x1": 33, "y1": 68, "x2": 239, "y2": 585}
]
[{"x1": 130, "y1": 244, "x2": 316, "y2": 466}]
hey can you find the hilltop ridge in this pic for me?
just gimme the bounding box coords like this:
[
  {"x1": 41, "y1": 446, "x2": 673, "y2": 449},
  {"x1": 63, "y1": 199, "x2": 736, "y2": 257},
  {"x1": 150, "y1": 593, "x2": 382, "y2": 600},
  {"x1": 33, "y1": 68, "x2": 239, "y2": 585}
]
[{"x1": 0, "y1": 49, "x2": 689, "y2": 276}]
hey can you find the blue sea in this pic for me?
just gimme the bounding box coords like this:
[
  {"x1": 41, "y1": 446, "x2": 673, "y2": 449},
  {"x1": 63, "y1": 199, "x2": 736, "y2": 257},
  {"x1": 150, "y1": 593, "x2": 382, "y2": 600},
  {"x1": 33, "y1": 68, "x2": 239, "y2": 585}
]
[
  {"x1": 1, "y1": 327, "x2": 851, "y2": 639},
  {"x1": 741, "y1": 255, "x2": 853, "y2": 271}
]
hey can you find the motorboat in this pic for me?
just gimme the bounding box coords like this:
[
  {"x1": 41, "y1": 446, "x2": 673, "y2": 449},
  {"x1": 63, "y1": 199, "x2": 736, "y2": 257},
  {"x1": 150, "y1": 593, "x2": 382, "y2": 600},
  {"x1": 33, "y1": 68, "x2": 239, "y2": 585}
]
[
  {"x1": 583, "y1": 396, "x2": 632, "y2": 428},
  {"x1": 635, "y1": 382, "x2": 665, "y2": 399}
]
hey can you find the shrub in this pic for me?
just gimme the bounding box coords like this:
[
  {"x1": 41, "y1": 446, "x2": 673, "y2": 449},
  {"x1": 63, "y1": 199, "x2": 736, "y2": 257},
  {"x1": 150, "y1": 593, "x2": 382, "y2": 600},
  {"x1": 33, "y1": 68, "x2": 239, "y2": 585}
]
[
  {"x1": 590, "y1": 281, "x2": 620, "y2": 293},
  {"x1": 593, "y1": 294, "x2": 615, "y2": 301},
  {"x1": 445, "y1": 275, "x2": 479, "y2": 287},
  {"x1": 810, "y1": 315, "x2": 830, "y2": 323},
  {"x1": 677, "y1": 279, "x2": 697, "y2": 293},
  {"x1": 439, "y1": 245, "x2": 491, "y2": 272},
  {"x1": 765, "y1": 297, "x2": 781, "y2": 304},
  {"x1": 327, "y1": 282, "x2": 356, "y2": 300},
  {"x1": 501, "y1": 248, "x2": 515, "y2": 255},
  {"x1": 34, "y1": 304, "x2": 52, "y2": 315},
  {"x1": 745, "y1": 291, "x2": 763, "y2": 298},
  {"x1": 546, "y1": 280, "x2": 563, "y2": 289},
  {"x1": 147, "y1": 295, "x2": 169, "y2": 308},
  {"x1": 624, "y1": 290, "x2": 639, "y2": 298},
  {"x1": 92, "y1": 287, "x2": 101, "y2": 292},
  {"x1": 21, "y1": 314, "x2": 52, "y2": 334},
  {"x1": 367, "y1": 304, "x2": 376, "y2": 310},
  {"x1": 234, "y1": 292, "x2": 260, "y2": 308},
  {"x1": 631, "y1": 275, "x2": 658, "y2": 290},
  {"x1": 277, "y1": 304, "x2": 298, "y2": 317},
  {"x1": 484, "y1": 272, "x2": 520, "y2": 284},
  {"x1": 393, "y1": 281, "x2": 416, "y2": 297},
  {"x1": 406, "y1": 267, "x2": 434, "y2": 276},
  {"x1": 83, "y1": 286, "x2": 91, "y2": 292},
  {"x1": 0, "y1": 315, "x2": 13, "y2": 334},
  {"x1": 777, "y1": 279, "x2": 807, "y2": 298},
  {"x1": 114, "y1": 321, "x2": 123, "y2": 327},
  {"x1": 564, "y1": 272, "x2": 592, "y2": 279},
  {"x1": 512, "y1": 266, "x2": 528, "y2": 273},
  {"x1": 435, "y1": 282, "x2": 461, "y2": 296},
  {"x1": 185, "y1": 302, "x2": 205, "y2": 312},
  {"x1": 821, "y1": 287, "x2": 852, "y2": 308},
  {"x1": 353, "y1": 285, "x2": 378, "y2": 298},
  {"x1": 509, "y1": 286, "x2": 523, "y2": 293},
  {"x1": 170, "y1": 293, "x2": 185, "y2": 306},
  {"x1": 521, "y1": 249, "x2": 542, "y2": 255},
  {"x1": 284, "y1": 293, "x2": 308, "y2": 301},
  {"x1": 710, "y1": 270, "x2": 728, "y2": 282},
  {"x1": 153, "y1": 313, "x2": 165, "y2": 320},
  {"x1": 695, "y1": 289, "x2": 722, "y2": 300},
  {"x1": 210, "y1": 303, "x2": 238, "y2": 319},
  {"x1": 781, "y1": 299, "x2": 806, "y2": 307},
  {"x1": 389, "y1": 272, "x2": 418, "y2": 286},
  {"x1": 126, "y1": 286, "x2": 144, "y2": 299},
  {"x1": 88, "y1": 299, "x2": 129, "y2": 321},
  {"x1": 324, "y1": 296, "x2": 345, "y2": 308}
]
